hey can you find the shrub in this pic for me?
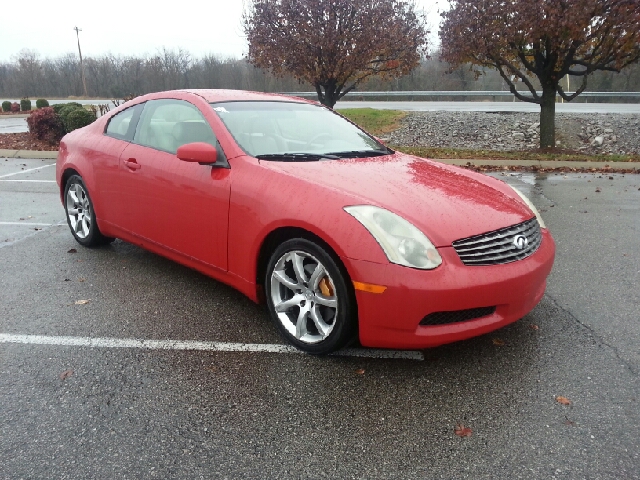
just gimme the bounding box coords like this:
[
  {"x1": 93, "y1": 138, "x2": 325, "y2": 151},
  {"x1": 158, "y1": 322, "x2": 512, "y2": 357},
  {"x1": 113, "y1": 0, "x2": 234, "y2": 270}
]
[
  {"x1": 52, "y1": 102, "x2": 83, "y2": 115},
  {"x1": 51, "y1": 103, "x2": 66, "y2": 115},
  {"x1": 26, "y1": 107, "x2": 65, "y2": 144},
  {"x1": 20, "y1": 99, "x2": 32, "y2": 111},
  {"x1": 2, "y1": 101, "x2": 10, "y2": 112},
  {"x1": 36, "y1": 98, "x2": 49, "y2": 109},
  {"x1": 59, "y1": 104, "x2": 81, "y2": 118},
  {"x1": 10, "y1": 102, "x2": 20, "y2": 112},
  {"x1": 63, "y1": 108, "x2": 96, "y2": 132},
  {"x1": 58, "y1": 104, "x2": 83, "y2": 130}
]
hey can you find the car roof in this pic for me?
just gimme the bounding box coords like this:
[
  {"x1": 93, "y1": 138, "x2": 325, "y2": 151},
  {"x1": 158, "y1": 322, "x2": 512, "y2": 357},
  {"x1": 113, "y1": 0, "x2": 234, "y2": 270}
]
[{"x1": 175, "y1": 89, "x2": 314, "y2": 104}]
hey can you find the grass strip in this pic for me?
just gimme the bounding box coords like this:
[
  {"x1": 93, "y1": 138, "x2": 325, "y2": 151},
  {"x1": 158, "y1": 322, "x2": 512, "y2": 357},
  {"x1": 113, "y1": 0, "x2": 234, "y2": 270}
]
[{"x1": 339, "y1": 108, "x2": 407, "y2": 136}]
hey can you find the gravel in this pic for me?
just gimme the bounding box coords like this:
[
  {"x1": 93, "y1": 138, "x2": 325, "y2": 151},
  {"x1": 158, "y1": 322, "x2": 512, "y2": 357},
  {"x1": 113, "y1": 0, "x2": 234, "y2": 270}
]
[{"x1": 388, "y1": 111, "x2": 640, "y2": 155}]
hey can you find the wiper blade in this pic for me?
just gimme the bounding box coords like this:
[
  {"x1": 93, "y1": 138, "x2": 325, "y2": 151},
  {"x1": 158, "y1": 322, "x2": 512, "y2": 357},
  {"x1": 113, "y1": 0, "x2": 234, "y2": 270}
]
[
  {"x1": 255, "y1": 152, "x2": 339, "y2": 161},
  {"x1": 324, "y1": 149, "x2": 390, "y2": 158}
]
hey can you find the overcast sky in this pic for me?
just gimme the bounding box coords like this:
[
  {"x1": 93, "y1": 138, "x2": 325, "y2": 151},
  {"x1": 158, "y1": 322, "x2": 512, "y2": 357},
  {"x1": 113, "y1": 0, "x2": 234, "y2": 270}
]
[{"x1": 0, "y1": 0, "x2": 447, "y2": 62}]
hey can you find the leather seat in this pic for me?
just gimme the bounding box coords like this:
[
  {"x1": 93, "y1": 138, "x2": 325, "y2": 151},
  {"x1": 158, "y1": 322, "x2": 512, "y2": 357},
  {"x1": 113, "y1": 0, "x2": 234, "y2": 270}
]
[{"x1": 171, "y1": 121, "x2": 216, "y2": 153}]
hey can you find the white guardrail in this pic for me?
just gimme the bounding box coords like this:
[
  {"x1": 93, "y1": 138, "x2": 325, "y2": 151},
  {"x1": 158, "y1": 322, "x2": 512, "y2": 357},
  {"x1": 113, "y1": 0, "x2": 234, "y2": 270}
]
[{"x1": 281, "y1": 90, "x2": 640, "y2": 99}]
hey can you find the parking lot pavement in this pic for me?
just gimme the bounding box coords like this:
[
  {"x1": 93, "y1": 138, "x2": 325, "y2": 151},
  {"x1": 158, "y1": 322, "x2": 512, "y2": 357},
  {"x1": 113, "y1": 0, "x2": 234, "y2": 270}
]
[
  {"x1": 1, "y1": 158, "x2": 639, "y2": 478},
  {"x1": 0, "y1": 158, "x2": 61, "y2": 246},
  {"x1": 497, "y1": 171, "x2": 640, "y2": 372}
]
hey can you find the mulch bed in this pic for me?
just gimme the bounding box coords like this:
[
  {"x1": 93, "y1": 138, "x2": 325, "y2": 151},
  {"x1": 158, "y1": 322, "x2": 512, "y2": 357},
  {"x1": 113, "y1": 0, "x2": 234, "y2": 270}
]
[
  {"x1": 0, "y1": 133, "x2": 58, "y2": 151},
  {"x1": 461, "y1": 163, "x2": 640, "y2": 174}
]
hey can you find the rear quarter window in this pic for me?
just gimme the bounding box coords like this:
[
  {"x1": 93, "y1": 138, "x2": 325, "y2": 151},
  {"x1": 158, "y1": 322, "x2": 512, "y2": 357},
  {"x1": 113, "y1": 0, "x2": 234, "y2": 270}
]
[{"x1": 105, "y1": 104, "x2": 143, "y2": 141}]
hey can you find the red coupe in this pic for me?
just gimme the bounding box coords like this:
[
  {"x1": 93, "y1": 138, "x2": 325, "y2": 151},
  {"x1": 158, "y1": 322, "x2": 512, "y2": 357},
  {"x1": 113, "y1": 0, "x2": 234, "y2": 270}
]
[{"x1": 56, "y1": 90, "x2": 555, "y2": 354}]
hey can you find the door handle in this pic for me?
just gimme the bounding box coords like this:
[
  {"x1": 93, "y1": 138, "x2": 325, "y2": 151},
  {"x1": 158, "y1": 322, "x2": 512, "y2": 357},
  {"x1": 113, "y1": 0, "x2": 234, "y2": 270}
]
[{"x1": 124, "y1": 158, "x2": 141, "y2": 170}]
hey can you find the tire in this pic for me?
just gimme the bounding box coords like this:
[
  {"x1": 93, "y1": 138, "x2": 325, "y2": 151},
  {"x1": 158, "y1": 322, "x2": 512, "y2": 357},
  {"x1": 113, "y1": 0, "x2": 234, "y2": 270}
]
[
  {"x1": 64, "y1": 174, "x2": 114, "y2": 247},
  {"x1": 265, "y1": 238, "x2": 356, "y2": 354}
]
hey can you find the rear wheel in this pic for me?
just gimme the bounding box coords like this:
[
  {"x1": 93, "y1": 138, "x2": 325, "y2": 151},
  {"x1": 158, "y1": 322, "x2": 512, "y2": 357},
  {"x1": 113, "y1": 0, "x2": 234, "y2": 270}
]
[
  {"x1": 265, "y1": 238, "x2": 356, "y2": 354},
  {"x1": 64, "y1": 174, "x2": 113, "y2": 247}
]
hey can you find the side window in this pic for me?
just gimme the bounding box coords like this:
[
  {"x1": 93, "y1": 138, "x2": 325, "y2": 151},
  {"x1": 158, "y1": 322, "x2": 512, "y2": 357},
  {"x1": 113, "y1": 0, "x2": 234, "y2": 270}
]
[
  {"x1": 105, "y1": 104, "x2": 142, "y2": 141},
  {"x1": 134, "y1": 99, "x2": 217, "y2": 154}
]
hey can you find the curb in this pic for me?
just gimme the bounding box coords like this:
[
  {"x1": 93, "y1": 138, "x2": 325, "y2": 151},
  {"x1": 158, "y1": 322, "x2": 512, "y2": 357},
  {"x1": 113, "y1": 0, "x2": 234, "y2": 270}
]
[
  {"x1": 433, "y1": 158, "x2": 640, "y2": 171},
  {"x1": 1, "y1": 149, "x2": 638, "y2": 171},
  {"x1": 0, "y1": 149, "x2": 57, "y2": 159}
]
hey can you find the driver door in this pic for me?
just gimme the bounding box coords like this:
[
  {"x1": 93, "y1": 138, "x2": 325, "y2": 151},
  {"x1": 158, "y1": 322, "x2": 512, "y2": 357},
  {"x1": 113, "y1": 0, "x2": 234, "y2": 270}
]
[{"x1": 116, "y1": 99, "x2": 231, "y2": 270}]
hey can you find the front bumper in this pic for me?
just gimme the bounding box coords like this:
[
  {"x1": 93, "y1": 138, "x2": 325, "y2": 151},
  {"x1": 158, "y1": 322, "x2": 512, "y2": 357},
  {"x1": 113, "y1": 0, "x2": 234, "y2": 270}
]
[{"x1": 345, "y1": 230, "x2": 555, "y2": 349}]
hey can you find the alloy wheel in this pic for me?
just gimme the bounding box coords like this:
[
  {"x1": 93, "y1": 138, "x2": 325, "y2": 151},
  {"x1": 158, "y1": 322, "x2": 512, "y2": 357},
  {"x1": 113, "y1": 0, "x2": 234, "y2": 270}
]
[
  {"x1": 66, "y1": 182, "x2": 92, "y2": 239},
  {"x1": 269, "y1": 250, "x2": 339, "y2": 344}
]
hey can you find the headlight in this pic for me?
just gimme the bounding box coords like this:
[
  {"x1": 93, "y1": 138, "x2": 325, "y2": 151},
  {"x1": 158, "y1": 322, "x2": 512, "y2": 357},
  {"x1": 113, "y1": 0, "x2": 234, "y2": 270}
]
[
  {"x1": 507, "y1": 184, "x2": 547, "y2": 228},
  {"x1": 344, "y1": 205, "x2": 442, "y2": 270}
]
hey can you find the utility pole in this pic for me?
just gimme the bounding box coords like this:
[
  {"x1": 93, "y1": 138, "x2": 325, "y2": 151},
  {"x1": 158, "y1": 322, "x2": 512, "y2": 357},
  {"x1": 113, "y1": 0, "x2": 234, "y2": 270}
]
[{"x1": 74, "y1": 26, "x2": 89, "y2": 97}]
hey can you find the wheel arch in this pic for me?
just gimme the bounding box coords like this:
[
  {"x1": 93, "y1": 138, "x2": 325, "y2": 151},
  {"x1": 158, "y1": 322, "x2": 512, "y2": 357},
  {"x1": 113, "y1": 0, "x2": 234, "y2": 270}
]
[
  {"x1": 255, "y1": 227, "x2": 357, "y2": 315},
  {"x1": 60, "y1": 167, "x2": 81, "y2": 202}
]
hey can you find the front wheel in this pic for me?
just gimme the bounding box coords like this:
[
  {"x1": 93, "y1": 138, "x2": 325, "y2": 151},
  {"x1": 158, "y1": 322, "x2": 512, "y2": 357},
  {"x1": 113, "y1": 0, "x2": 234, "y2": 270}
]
[
  {"x1": 64, "y1": 174, "x2": 113, "y2": 247},
  {"x1": 265, "y1": 238, "x2": 356, "y2": 354}
]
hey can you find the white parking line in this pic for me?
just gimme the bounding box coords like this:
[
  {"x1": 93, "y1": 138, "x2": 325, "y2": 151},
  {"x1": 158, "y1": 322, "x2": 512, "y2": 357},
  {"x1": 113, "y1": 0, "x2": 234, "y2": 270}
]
[
  {"x1": 0, "y1": 222, "x2": 58, "y2": 226},
  {"x1": 0, "y1": 179, "x2": 56, "y2": 183},
  {"x1": 0, "y1": 333, "x2": 424, "y2": 361},
  {"x1": 0, "y1": 163, "x2": 56, "y2": 179}
]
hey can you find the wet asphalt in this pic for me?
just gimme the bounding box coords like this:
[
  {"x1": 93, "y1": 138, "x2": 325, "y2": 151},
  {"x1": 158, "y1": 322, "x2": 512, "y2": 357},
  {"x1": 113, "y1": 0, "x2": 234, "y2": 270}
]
[
  {"x1": 0, "y1": 117, "x2": 28, "y2": 134},
  {"x1": 0, "y1": 158, "x2": 639, "y2": 479}
]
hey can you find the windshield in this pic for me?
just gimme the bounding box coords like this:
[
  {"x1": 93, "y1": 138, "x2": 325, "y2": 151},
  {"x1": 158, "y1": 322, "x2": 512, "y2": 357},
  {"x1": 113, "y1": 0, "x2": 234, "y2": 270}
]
[{"x1": 210, "y1": 101, "x2": 389, "y2": 160}]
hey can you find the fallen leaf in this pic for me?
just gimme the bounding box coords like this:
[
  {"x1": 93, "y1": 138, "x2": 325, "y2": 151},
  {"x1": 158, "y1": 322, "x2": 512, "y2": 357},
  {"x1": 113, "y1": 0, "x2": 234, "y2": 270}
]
[
  {"x1": 75, "y1": 299, "x2": 90, "y2": 305},
  {"x1": 78, "y1": 278, "x2": 86, "y2": 282},
  {"x1": 59, "y1": 369, "x2": 74, "y2": 380},
  {"x1": 529, "y1": 324, "x2": 539, "y2": 330},
  {"x1": 355, "y1": 368, "x2": 365, "y2": 375},
  {"x1": 492, "y1": 338, "x2": 505, "y2": 346},
  {"x1": 454, "y1": 424, "x2": 472, "y2": 437},
  {"x1": 556, "y1": 396, "x2": 571, "y2": 405},
  {"x1": 67, "y1": 248, "x2": 77, "y2": 253},
  {"x1": 564, "y1": 416, "x2": 576, "y2": 427}
]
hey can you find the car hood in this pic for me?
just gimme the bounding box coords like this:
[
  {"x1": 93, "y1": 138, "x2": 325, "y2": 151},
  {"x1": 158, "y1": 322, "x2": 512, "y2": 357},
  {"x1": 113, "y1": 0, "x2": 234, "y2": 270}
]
[{"x1": 262, "y1": 152, "x2": 534, "y2": 247}]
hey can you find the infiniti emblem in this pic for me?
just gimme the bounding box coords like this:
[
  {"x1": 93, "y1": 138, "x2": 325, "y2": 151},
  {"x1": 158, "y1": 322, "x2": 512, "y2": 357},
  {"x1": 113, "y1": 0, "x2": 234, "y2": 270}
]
[{"x1": 513, "y1": 234, "x2": 529, "y2": 250}]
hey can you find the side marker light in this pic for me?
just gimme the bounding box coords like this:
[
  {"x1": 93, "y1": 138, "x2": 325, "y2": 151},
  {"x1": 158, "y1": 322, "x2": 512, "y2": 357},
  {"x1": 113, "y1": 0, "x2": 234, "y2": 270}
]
[{"x1": 353, "y1": 281, "x2": 387, "y2": 294}]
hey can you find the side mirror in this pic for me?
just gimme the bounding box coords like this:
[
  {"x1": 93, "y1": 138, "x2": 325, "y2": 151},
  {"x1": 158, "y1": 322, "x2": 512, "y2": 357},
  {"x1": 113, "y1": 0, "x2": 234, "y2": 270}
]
[{"x1": 176, "y1": 142, "x2": 218, "y2": 164}]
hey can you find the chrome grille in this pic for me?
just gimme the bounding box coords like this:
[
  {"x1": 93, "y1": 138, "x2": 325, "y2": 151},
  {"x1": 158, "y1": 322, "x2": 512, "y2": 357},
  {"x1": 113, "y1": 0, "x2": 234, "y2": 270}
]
[{"x1": 452, "y1": 218, "x2": 541, "y2": 266}]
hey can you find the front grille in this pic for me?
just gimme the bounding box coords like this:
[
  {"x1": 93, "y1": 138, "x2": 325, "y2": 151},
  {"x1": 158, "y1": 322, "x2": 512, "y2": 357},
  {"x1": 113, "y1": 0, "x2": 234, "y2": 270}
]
[
  {"x1": 420, "y1": 306, "x2": 497, "y2": 326},
  {"x1": 452, "y1": 218, "x2": 541, "y2": 266}
]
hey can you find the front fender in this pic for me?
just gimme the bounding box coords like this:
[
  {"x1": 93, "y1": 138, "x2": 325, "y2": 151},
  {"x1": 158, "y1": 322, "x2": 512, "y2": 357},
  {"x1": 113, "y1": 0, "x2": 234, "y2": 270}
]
[{"x1": 226, "y1": 157, "x2": 389, "y2": 289}]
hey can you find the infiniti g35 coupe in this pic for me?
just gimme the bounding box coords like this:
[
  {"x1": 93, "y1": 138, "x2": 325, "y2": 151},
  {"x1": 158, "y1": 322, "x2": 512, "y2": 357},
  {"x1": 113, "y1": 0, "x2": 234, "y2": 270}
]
[{"x1": 56, "y1": 89, "x2": 555, "y2": 354}]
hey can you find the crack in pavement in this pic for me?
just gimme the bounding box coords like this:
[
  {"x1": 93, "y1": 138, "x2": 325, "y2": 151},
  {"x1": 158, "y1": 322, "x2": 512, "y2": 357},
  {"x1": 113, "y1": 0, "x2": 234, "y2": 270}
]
[
  {"x1": 0, "y1": 222, "x2": 65, "y2": 249},
  {"x1": 545, "y1": 292, "x2": 639, "y2": 378}
]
